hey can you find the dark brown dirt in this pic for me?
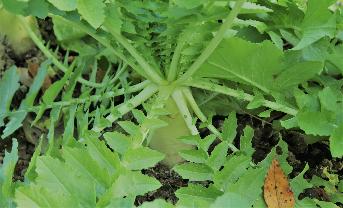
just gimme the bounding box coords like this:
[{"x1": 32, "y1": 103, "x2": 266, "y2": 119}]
[{"x1": 135, "y1": 163, "x2": 188, "y2": 206}]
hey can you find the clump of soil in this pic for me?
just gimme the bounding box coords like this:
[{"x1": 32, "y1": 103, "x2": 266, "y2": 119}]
[{"x1": 135, "y1": 163, "x2": 188, "y2": 206}]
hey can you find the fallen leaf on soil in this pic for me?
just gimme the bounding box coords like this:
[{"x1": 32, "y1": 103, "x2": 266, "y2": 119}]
[{"x1": 264, "y1": 159, "x2": 295, "y2": 208}]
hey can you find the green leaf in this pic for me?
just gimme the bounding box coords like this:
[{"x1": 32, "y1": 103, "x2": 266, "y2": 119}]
[
  {"x1": 213, "y1": 155, "x2": 251, "y2": 191},
  {"x1": 176, "y1": 184, "x2": 222, "y2": 208},
  {"x1": 173, "y1": 163, "x2": 213, "y2": 181},
  {"x1": 0, "y1": 66, "x2": 20, "y2": 127},
  {"x1": 2, "y1": 60, "x2": 50, "y2": 139},
  {"x1": 210, "y1": 192, "x2": 251, "y2": 208},
  {"x1": 178, "y1": 135, "x2": 201, "y2": 146},
  {"x1": 140, "y1": 199, "x2": 174, "y2": 208},
  {"x1": 297, "y1": 111, "x2": 335, "y2": 136},
  {"x1": 179, "y1": 149, "x2": 208, "y2": 163},
  {"x1": 222, "y1": 167, "x2": 266, "y2": 207},
  {"x1": 330, "y1": 124, "x2": 343, "y2": 158},
  {"x1": 2, "y1": 0, "x2": 28, "y2": 14},
  {"x1": 62, "y1": 147, "x2": 112, "y2": 195},
  {"x1": 274, "y1": 61, "x2": 323, "y2": 90},
  {"x1": 42, "y1": 64, "x2": 73, "y2": 105},
  {"x1": 318, "y1": 87, "x2": 339, "y2": 112},
  {"x1": 199, "y1": 134, "x2": 216, "y2": 152},
  {"x1": 122, "y1": 147, "x2": 165, "y2": 170},
  {"x1": 230, "y1": 2, "x2": 273, "y2": 14},
  {"x1": 240, "y1": 126, "x2": 254, "y2": 156},
  {"x1": 109, "y1": 171, "x2": 161, "y2": 197},
  {"x1": 62, "y1": 105, "x2": 77, "y2": 145},
  {"x1": 35, "y1": 156, "x2": 96, "y2": 207},
  {"x1": 104, "y1": 3, "x2": 122, "y2": 34},
  {"x1": 102, "y1": 196, "x2": 135, "y2": 208},
  {"x1": 24, "y1": 138, "x2": 43, "y2": 182},
  {"x1": 118, "y1": 121, "x2": 140, "y2": 136},
  {"x1": 174, "y1": 0, "x2": 206, "y2": 9},
  {"x1": 103, "y1": 132, "x2": 131, "y2": 155},
  {"x1": 77, "y1": 0, "x2": 105, "y2": 28},
  {"x1": 0, "y1": 139, "x2": 18, "y2": 207},
  {"x1": 206, "y1": 141, "x2": 229, "y2": 171},
  {"x1": 16, "y1": 185, "x2": 78, "y2": 208},
  {"x1": 293, "y1": 0, "x2": 336, "y2": 50},
  {"x1": 196, "y1": 37, "x2": 283, "y2": 94},
  {"x1": 258, "y1": 109, "x2": 272, "y2": 118},
  {"x1": 28, "y1": 0, "x2": 48, "y2": 18},
  {"x1": 47, "y1": 0, "x2": 77, "y2": 11},
  {"x1": 84, "y1": 131, "x2": 121, "y2": 175},
  {"x1": 222, "y1": 112, "x2": 237, "y2": 143}
]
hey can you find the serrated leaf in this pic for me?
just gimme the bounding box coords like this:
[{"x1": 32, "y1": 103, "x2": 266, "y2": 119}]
[
  {"x1": 109, "y1": 171, "x2": 161, "y2": 197},
  {"x1": 259, "y1": 109, "x2": 272, "y2": 118},
  {"x1": 62, "y1": 147, "x2": 112, "y2": 195},
  {"x1": 176, "y1": 184, "x2": 222, "y2": 208},
  {"x1": 104, "y1": 196, "x2": 135, "y2": 208},
  {"x1": 132, "y1": 109, "x2": 146, "y2": 124},
  {"x1": 0, "y1": 139, "x2": 18, "y2": 207},
  {"x1": 24, "y1": 138, "x2": 43, "y2": 182},
  {"x1": 118, "y1": 121, "x2": 140, "y2": 136},
  {"x1": 293, "y1": 0, "x2": 336, "y2": 50},
  {"x1": 140, "y1": 199, "x2": 174, "y2": 208},
  {"x1": 178, "y1": 135, "x2": 201, "y2": 146},
  {"x1": 103, "y1": 132, "x2": 131, "y2": 155},
  {"x1": 247, "y1": 93, "x2": 265, "y2": 109},
  {"x1": 42, "y1": 65, "x2": 73, "y2": 105},
  {"x1": 142, "y1": 118, "x2": 168, "y2": 129},
  {"x1": 122, "y1": 147, "x2": 164, "y2": 170},
  {"x1": 229, "y1": 2, "x2": 273, "y2": 14},
  {"x1": 34, "y1": 156, "x2": 96, "y2": 207},
  {"x1": 275, "y1": 61, "x2": 323, "y2": 90},
  {"x1": 318, "y1": 87, "x2": 338, "y2": 112},
  {"x1": 212, "y1": 167, "x2": 267, "y2": 208},
  {"x1": 77, "y1": 0, "x2": 105, "y2": 28},
  {"x1": 199, "y1": 134, "x2": 216, "y2": 152},
  {"x1": 297, "y1": 111, "x2": 335, "y2": 136},
  {"x1": 2, "y1": 60, "x2": 50, "y2": 139},
  {"x1": 84, "y1": 131, "x2": 121, "y2": 175},
  {"x1": 47, "y1": 0, "x2": 77, "y2": 11},
  {"x1": 240, "y1": 126, "x2": 254, "y2": 156},
  {"x1": 104, "y1": 3, "x2": 122, "y2": 34},
  {"x1": 330, "y1": 124, "x2": 343, "y2": 158},
  {"x1": 174, "y1": 0, "x2": 206, "y2": 9},
  {"x1": 16, "y1": 185, "x2": 78, "y2": 208},
  {"x1": 0, "y1": 66, "x2": 20, "y2": 127},
  {"x1": 213, "y1": 154, "x2": 250, "y2": 191},
  {"x1": 179, "y1": 149, "x2": 208, "y2": 163},
  {"x1": 173, "y1": 163, "x2": 213, "y2": 181},
  {"x1": 210, "y1": 192, "x2": 251, "y2": 208},
  {"x1": 196, "y1": 38, "x2": 283, "y2": 94},
  {"x1": 222, "y1": 112, "x2": 237, "y2": 143},
  {"x1": 206, "y1": 141, "x2": 230, "y2": 171},
  {"x1": 62, "y1": 104, "x2": 77, "y2": 145}
]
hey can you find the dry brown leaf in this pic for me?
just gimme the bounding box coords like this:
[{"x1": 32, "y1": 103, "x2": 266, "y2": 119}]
[{"x1": 264, "y1": 159, "x2": 295, "y2": 208}]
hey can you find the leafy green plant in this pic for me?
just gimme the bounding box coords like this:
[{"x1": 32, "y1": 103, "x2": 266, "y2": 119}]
[{"x1": 0, "y1": 0, "x2": 342, "y2": 207}]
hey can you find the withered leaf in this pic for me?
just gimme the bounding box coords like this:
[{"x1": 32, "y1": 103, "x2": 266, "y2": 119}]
[{"x1": 264, "y1": 159, "x2": 295, "y2": 208}]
